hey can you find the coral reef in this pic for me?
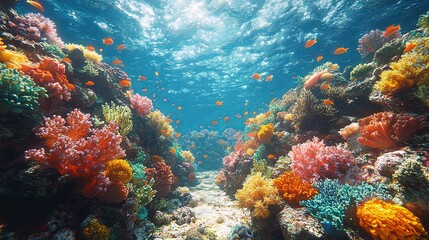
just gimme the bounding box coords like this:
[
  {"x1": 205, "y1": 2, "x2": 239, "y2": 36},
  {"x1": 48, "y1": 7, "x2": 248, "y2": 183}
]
[
  {"x1": 273, "y1": 171, "x2": 318, "y2": 207},
  {"x1": 129, "y1": 93, "x2": 153, "y2": 117},
  {"x1": 102, "y1": 102, "x2": 133, "y2": 136},
  {"x1": 257, "y1": 123, "x2": 274, "y2": 144},
  {"x1": 145, "y1": 158, "x2": 175, "y2": 199},
  {"x1": 357, "y1": 29, "x2": 399, "y2": 57}
]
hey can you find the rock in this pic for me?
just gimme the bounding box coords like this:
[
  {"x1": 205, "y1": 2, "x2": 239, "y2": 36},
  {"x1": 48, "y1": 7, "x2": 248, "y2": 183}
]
[
  {"x1": 173, "y1": 207, "x2": 195, "y2": 225},
  {"x1": 277, "y1": 206, "x2": 326, "y2": 240},
  {"x1": 153, "y1": 210, "x2": 171, "y2": 226},
  {"x1": 375, "y1": 150, "x2": 423, "y2": 178}
]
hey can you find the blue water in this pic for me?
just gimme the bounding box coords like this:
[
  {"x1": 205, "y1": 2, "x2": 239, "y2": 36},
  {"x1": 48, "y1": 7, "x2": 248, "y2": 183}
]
[{"x1": 16, "y1": 0, "x2": 429, "y2": 131}]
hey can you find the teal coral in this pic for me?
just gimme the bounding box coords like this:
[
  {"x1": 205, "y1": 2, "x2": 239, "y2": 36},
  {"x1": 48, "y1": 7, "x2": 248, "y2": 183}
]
[
  {"x1": 41, "y1": 42, "x2": 65, "y2": 60},
  {"x1": 130, "y1": 162, "x2": 156, "y2": 206},
  {"x1": 0, "y1": 63, "x2": 47, "y2": 115}
]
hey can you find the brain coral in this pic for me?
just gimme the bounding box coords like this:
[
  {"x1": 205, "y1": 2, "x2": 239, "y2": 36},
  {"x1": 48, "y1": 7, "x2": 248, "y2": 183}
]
[{"x1": 357, "y1": 198, "x2": 427, "y2": 240}]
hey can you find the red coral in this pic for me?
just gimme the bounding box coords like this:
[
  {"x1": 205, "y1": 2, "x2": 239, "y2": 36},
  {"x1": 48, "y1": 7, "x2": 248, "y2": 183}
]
[
  {"x1": 145, "y1": 160, "x2": 174, "y2": 199},
  {"x1": 358, "y1": 112, "x2": 425, "y2": 150},
  {"x1": 100, "y1": 182, "x2": 129, "y2": 204},
  {"x1": 25, "y1": 109, "x2": 125, "y2": 198},
  {"x1": 289, "y1": 137, "x2": 355, "y2": 181}
]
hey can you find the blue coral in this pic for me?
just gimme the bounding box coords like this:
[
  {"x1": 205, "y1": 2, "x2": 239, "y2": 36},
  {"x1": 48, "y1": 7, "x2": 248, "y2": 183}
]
[{"x1": 301, "y1": 179, "x2": 391, "y2": 235}]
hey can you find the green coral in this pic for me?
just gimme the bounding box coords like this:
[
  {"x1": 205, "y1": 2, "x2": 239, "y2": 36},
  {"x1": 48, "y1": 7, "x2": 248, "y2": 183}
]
[
  {"x1": 418, "y1": 10, "x2": 429, "y2": 29},
  {"x1": 102, "y1": 102, "x2": 133, "y2": 136},
  {"x1": 41, "y1": 42, "x2": 65, "y2": 60},
  {"x1": 251, "y1": 158, "x2": 273, "y2": 178},
  {"x1": 0, "y1": 64, "x2": 47, "y2": 115},
  {"x1": 350, "y1": 63, "x2": 376, "y2": 81},
  {"x1": 82, "y1": 61, "x2": 100, "y2": 77},
  {"x1": 392, "y1": 158, "x2": 429, "y2": 202},
  {"x1": 130, "y1": 162, "x2": 156, "y2": 206},
  {"x1": 415, "y1": 85, "x2": 429, "y2": 107}
]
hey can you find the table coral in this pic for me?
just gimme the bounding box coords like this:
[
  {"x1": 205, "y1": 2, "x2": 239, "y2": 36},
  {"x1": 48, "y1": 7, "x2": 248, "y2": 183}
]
[
  {"x1": 357, "y1": 112, "x2": 425, "y2": 150},
  {"x1": 235, "y1": 172, "x2": 281, "y2": 218},
  {"x1": 357, "y1": 198, "x2": 427, "y2": 240},
  {"x1": 273, "y1": 172, "x2": 317, "y2": 207}
]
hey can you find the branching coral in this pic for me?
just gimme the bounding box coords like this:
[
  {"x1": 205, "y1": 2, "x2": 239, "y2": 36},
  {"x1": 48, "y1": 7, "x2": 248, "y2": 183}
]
[
  {"x1": 130, "y1": 162, "x2": 156, "y2": 206},
  {"x1": 0, "y1": 38, "x2": 30, "y2": 69},
  {"x1": 357, "y1": 112, "x2": 425, "y2": 150},
  {"x1": 82, "y1": 218, "x2": 110, "y2": 240},
  {"x1": 145, "y1": 159, "x2": 174, "y2": 199},
  {"x1": 257, "y1": 123, "x2": 274, "y2": 145},
  {"x1": 102, "y1": 102, "x2": 133, "y2": 136},
  {"x1": 235, "y1": 172, "x2": 280, "y2": 218},
  {"x1": 25, "y1": 109, "x2": 125, "y2": 198},
  {"x1": 357, "y1": 198, "x2": 427, "y2": 240},
  {"x1": 148, "y1": 110, "x2": 174, "y2": 138},
  {"x1": 289, "y1": 137, "x2": 355, "y2": 181},
  {"x1": 180, "y1": 150, "x2": 195, "y2": 164},
  {"x1": 273, "y1": 172, "x2": 318, "y2": 207},
  {"x1": 0, "y1": 63, "x2": 47, "y2": 115},
  {"x1": 66, "y1": 44, "x2": 103, "y2": 63},
  {"x1": 130, "y1": 93, "x2": 153, "y2": 117}
]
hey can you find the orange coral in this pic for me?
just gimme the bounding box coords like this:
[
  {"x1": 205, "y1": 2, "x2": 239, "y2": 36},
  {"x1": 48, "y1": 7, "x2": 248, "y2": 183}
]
[
  {"x1": 101, "y1": 182, "x2": 129, "y2": 204},
  {"x1": 104, "y1": 159, "x2": 133, "y2": 183},
  {"x1": 145, "y1": 160, "x2": 174, "y2": 199},
  {"x1": 257, "y1": 123, "x2": 274, "y2": 144},
  {"x1": 357, "y1": 198, "x2": 427, "y2": 240},
  {"x1": 0, "y1": 38, "x2": 30, "y2": 68},
  {"x1": 82, "y1": 218, "x2": 110, "y2": 240},
  {"x1": 273, "y1": 172, "x2": 318, "y2": 207}
]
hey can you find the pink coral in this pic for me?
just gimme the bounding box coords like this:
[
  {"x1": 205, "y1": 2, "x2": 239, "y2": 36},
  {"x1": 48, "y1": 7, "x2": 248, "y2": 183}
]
[
  {"x1": 25, "y1": 109, "x2": 125, "y2": 198},
  {"x1": 9, "y1": 13, "x2": 65, "y2": 48},
  {"x1": 357, "y1": 29, "x2": 400, "y2": 57},
  {"x1": 130, "y1": 93, "x2": 153, "y2": 117},
  {"x1": 222, "y1": 150, "x2": 243, "y2": 168},
  {"x1": 289, "y1": 137, "x2": 355, "y2": 181}
]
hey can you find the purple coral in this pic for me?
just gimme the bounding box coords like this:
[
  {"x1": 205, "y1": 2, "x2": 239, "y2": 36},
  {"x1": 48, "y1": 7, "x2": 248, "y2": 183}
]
[
  {"x1": 130, "y1": 93, "x2": 153, "y2": 117},
  {"x1": 357, "y1": 29, "x2": 400, "y2": 57},
  {"x1": 9, "y1": 13, "x2": 65, "y2": 48}
]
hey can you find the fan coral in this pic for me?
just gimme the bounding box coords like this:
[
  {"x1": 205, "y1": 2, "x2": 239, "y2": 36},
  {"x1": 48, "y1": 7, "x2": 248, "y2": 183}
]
[
  {"x1": 148, "y1": 110, "x2": 174, "y2": 138},
  {"x1": 357, "y1": 112, "x2": 425, "y2": 150},
  {"x1": 0, "y1": 38, "x2": 30, "y2": 69},
  {"x1": 181, "y1": 150, "x2": 195, "y2": 164},
  {"x1": 130, "y1": 93, "x2": 153, "y2": 117},
  {"x1": 25, "y1": 109, "x2": 125, "y2": 198},
  {"x1": 145, "y1": 160, "x2": 174, "y2": 199},
  {"x1": 357, "y1": 29, "x2": 399, "y2": 57},
  {"x1": 235, "y1": 172, "x2": 281, "y2": 218},
  {"x1": 357, "y1": 198, "x2": 427, "y2": 240},
  {"x1": 273, "y1": 172, "x2": 318, "y2": 207},
  {"x1": 82, "y1": 218, "x2": 110, "y2": 240},
  {"x1": 66, "y1": 44, "x2": 103, "y2": 64},
  {"x1": 104, "y1": 159, "x2": 133, "y2": 183},
  {"x1": 289, "y1": 137, "x2": 355, "y2": 181},
  {"x1": 0, "y1": 63, "x2": 47, "y2": 114},
  {"x1": 257, "y1": 123, "x2": 274, "y2": 145},
  {"x1": 102, "y1": 102, "x2": 133, "y2": 136}
]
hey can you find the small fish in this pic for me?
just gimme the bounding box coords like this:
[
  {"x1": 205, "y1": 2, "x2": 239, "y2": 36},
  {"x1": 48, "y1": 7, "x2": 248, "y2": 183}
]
[
  {"x1": 244, "y1": 101, "x2": 248, "y2": 106},
  {"x1": 265, "y1": 75, "x2": 273, "y2": 81},
  {"x1": 177, "y1": 106, "x2": 182, "y2": 110},
  {"x1": 155, "y1": 71, "x2": 159, "y2": 77},
  {"x1": 166, "y1": 118, "x2": 173, "y2": 123},
  {"x1": 216, "y1": 100, "x2": 223, "y2": 106},
  {"x1": 118, "y1": 79, "x2": 131, "y2": 87},
  {"x1": 117, "y1": 44, "x2": 125, "y2": 50},
  {"x1": 264, "y1": 111, "x2": 271, "y2": 117},
  {"x1": 142, "y1": 88, "x2": 148, "y2": 92},
  {"x1": 403, "y1": 43, "x2": 417, "y2": 53},
  {"x1": 112, "y1": 59, "x2": 124, "y2": 66},
  {"x1": 333, "y1": 48, "x2": 348, "y2": 55},
  {"x1": 224, "y1": 116, "x2": 230, "y2": 121},
  {"x1": 169, "y1": 147, "x2": 176, "y2": 154},
  {"x1": 27, "y1": 0, "x2": 44, "y2": 11},
  {"x1": 61, "y1": 57, "x2": 72, "y2": 63},
  {"x1": 85, "y1": 81, "x2": 95, "y2": 86},
  {"x1": 227, "y1": 146, "x2": 231, "y2": 151},
  {"x1": 86, "y1": 46, "x2": 95, "y2": 51},
  {"x1": 244, "y1": 111, "x2": 248, "y2": 115},
  {"x1": 320, "y1": 83, "x2": 330, "y2": 90},
  {"x1": 198, "y1": 161, "x2": 203, "y2": 165},
  {"x1": 175, "y1": 132, "x2": 180, "y2": 138},
  {"x1": 323, "y1": 99, "x2": 334, "y2": 105},
  {"x1": 176, "y1": 120, "x2": 180, "y2": 124},
  {"x1": 211, "y1": 120, "x2": 218, "y2": 125},
  {"x1": 305, "y1": 39, "x2": 317, "y2": 48},
  {"x1": 252, "y1": 73, "x2": 261, "y2": 80},
  {"x1": 66, "y1": 83, "x2": 76, "y2": 91},
  {"x1": 331, "y1": 64, "x2": 339, "y2": 70},
  {"x1": 99, "y1": 48, "x2": 103, "y2": 52},
  {"x1": 160, "y1": 129, "x2": 167, "y2": 135},
  {"x1": 384, "y1": 24, "x2": 401, "y2": 38},
  {"x1": 317, "y1": 56, "x2": 323, "y2": 62},
  {"x1": 267, "y1": 154, "x2": 276, "y2": 159},
  {"x1": 138, "y1": 75, "x2": 147, "y2": 81},
  {"x1": 203, "y1": 154, "x2": 208, "y2": 159},
  {"x1": 189, "y1": 144, "x2": 196, "y2": 149},
  {"x1": 125, "y1": 90, "x2": 132, "y2": 98},
  {"x1": 246, "y1": 148, "x2": 254, "y2": 155},
  {"x1": 103, "y1": 37, "x2": 114, "y2": 45}
]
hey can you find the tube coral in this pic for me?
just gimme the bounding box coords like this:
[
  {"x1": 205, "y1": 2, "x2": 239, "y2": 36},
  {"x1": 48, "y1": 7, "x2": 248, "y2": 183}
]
[{"x1": 273, "y1": 171, "x2": 318, "y2": 207}]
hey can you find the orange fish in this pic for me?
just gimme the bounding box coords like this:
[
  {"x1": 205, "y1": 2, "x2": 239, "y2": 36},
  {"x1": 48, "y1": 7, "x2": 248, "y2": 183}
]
[
  {"x1": 142, "y1": 88, "x2": 148, "y2": 92},
  {"x1": 227, "y1": 146, "x2": 231, "y2": 151},
  {"x1": 66, "y1": 83, "x2": 76, "y2": 91},
  {"x1": 320, "y1": 83, "x2": 330, "y2": 90},
  {"x1": 224, "y1": 116, "x2": 230, "y2": 121},
  {"x1": 160, "y1": 129, "x2": 167, "y2": 135},
  {"x1": 323, "y1": 99, "x2": 334, "y2": 105},
  {"x1": 198, "y1": 161, "x2": 203, "y2": 165},
  {"x1": 155, "y1": 71, "x2": 159, "y2": 77},
  {"x1": 86, "y1": 46, "x2": 95, "y2": 51},
  {"x1": 265, "y1": 75, "x2": 273, "y2": 81},
  {"x1": 117, "y1": 44, "x2": 125, "y2": 50},
  {"x1": 166, "y1": 118, "x2": 173, "y2": 123},
  {"x1": 267, "y1": 154, "x2": 276, "y2": 159},
  {"x1": 317, "y1": 56, "x2": 323, "y2": 62},
  {"x1": 175, "y1": 132, "x2": 181, "y2": 138},
  {"x1": 103, "y1": 37, "x2": 114, "y2": 45},
  {"x1": 305, "y1": 39, "x2": 317, "y2": 48},
  {"x1": 252, "y1": 73, "x2": 261, "y2": 80},
  {"x1": 85, "y1": 81, "x2": 95, "y2": 86},
  {"x1": 211, "y1": 120, "x2": 218, "y2": 125},
  {"x1": 203, "y1": 155, "x2": 208, "y2": 159},
  {"x1": 384, "y1": 24, "x2": 401, "y2": 38},
  {"x1": 189, "y1": 144, "x2": 196, "y2": 149},
  {"x1": 138, "y1": 75, "x2": 147, "y2": 81},
  {"x1": 403, "y1": 43, "x2": 417, "y2": 53},
  {"x1": 61, "y1": 57, "x2": 72, "y2": 63},
  {"x1": 169, "y1": 147, "x2": 176, "y2": 154},
  {"x1": 27, "y1": 0, "x2": 44, "y2": 11},
  {"x1": 264, "y1": 111, "x2": 271, "y2": 117},
  {"x1": 216, "y1": 100, "x2": 223, "y2": 106},
  {"x1": 244, "y1": 111, "x2": 248, "y2": 115},
  {"x1": 112, "y1": 59, "x2": 124, "y2": 66},
  {"x1": 118, "y1": 79, "x2": 131, "y2": 87},
  {"x1": 177, "y1": 106, "x2": 182, "y2": 110},
  {"x1": 333, "y1": 48, "x2": 348, "y2": 55}
]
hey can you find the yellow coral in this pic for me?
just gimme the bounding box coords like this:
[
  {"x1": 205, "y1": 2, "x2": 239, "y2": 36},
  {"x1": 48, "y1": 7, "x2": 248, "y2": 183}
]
[
  {"x1": 181, "y1": 150, "x2": 195, "y2": 164},
  {"x1": 148, "y1": 110, "x2": 174, "y2": 138},
  {"x1": 0, "y1": 38, "x2": 29, "y2": 69},
  {"x1": 357, "y1": 198, "x2": 427, "y2": 240},
  {"x1": 105, "y1": 159, "x2": 133, "y2": 183},
  {"x1": 375, "y1": 38, "x2": 429, "y2": 94},
  {"x1": 82, "y1": 218, "x2": 110, "y2": 240},
  {"x1": 66, "y1": 43, "x2": 103, "y2": 63},
  {"x1": 235, "y1": 172, "x2": 280, "y2": 218},
  {"x1": 273, "y1": 172, "x2": 318, "y2": 207},
  {"x1": 102, "y1": 102, "x2": 133, "y2": 136},
  {"x1": 257, "y1": 123, "x2": 274, "y2": 145}
]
